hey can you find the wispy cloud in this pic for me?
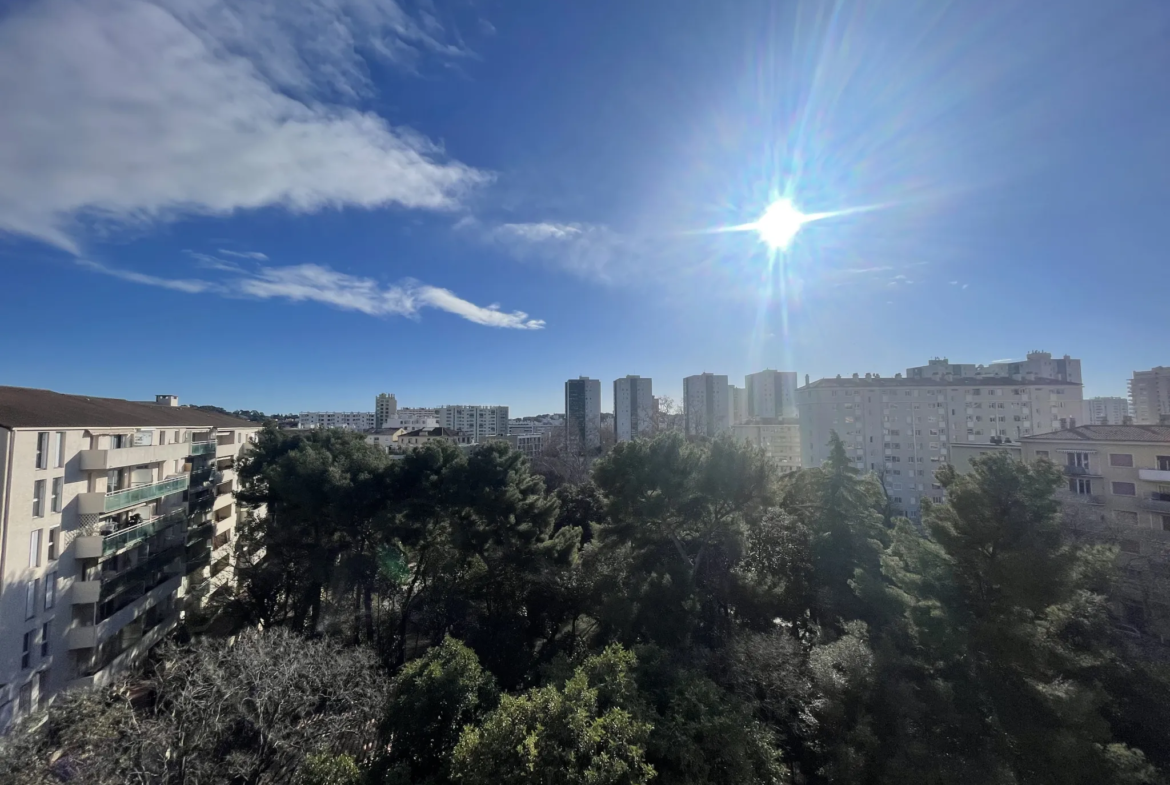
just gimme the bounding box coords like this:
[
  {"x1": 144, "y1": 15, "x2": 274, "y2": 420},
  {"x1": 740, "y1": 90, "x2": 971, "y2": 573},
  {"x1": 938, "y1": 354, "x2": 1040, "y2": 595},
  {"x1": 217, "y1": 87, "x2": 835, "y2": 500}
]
[
  {"x1": 464, "y1": 218, "x2": 635, "y2": 283},
  {"x1": 218, "y1": 249, "x2": 269, "y2": 261},
  {"x1": 0, "y1": 0, "x2": 488, "y2": 252},
  {"x1": 79, "y1": 259, "x2": 544, "y2": 330}
]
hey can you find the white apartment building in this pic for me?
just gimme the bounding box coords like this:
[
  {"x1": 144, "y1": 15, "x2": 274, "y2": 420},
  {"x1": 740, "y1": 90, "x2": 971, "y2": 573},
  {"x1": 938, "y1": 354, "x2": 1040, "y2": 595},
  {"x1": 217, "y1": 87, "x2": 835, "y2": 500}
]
[
  {"x1": 745, "y1": 369, "x2": 798, "y2": 420},
  {"x1": 383, "y1": 408, "x2": 440, "y2": 430},
  {"x1": 296, "y1": 411, "x2": 376, "y2": 431},
  {"x1": 1086, "y1": 396, "x2": 1131, "y2": 426},
  {"x1": 683, "y1": 373, "x2": 730, "y2": 438},
  {"x1": 731, "y1": 421, "x2": 801, "y2": 473},
  {"x1": 1130, "y1": 367, "x2": 1170, "y2": 425},
  {"x1": 375, "y1": 393, "x2": 398, "y2": 430},
  {"x1": 613, "y1": 376, "x2": 654, "y2": 442},
  {"x1": 0, "y1": 388, "x2": 259, "y2": 732},
  {"x1": 565, "y1": 378, "x2": 602, "y2": 454},
  {"x1": 437, "y1": 405, "x2": 509, "y2": 443},
  {"x1": 797, "y1": 374, "x2": 1084, "y2": 516},
  {"x1": 907, "y1": 351, "x2": 1082, "y2": 384},
  {"x1": 728, "y1": 385, "x2": 749, "y2": 426}
]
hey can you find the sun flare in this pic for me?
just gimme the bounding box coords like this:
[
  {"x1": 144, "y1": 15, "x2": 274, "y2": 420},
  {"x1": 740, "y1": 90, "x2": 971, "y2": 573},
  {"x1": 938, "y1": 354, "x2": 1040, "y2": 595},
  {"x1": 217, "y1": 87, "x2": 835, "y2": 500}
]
[{"x1": 755, "y1": 199, "x2": 806, "y2": 250}]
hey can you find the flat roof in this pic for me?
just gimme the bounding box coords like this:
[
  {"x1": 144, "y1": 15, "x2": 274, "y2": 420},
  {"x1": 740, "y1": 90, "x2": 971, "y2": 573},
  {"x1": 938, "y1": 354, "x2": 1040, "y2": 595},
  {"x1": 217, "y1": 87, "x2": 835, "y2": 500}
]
[
  {"x1": 0, "y1": 386, "x2": 256, "y2": 429},
  {"x1": 801, "y1": 376, "x2": 1078, "y2": 390},
  {"x1": 1022, "y1": 425, "x2": 1170, "y2": 444}
]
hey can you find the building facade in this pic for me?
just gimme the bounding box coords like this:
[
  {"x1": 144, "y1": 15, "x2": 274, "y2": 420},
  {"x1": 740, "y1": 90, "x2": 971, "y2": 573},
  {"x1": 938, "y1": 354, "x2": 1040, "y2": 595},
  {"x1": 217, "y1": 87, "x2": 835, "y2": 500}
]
[
  {"x1": 374, "y1": 393, "x2": 398, "y2": 430},
  {"x1": 728, "y1": 385, "x2": 749, "y2": 426},
  {"x1": 797, "y1": 374, "x2": 1084, "y2": 516},
  {"x1": 565, "y1": 378, "x2": 602, "y2": 454},
  {"x1": 296, "y1": 411, "x2": 376, "y2": 431},
  {"x1": 1130, "y1": 367, "x2": 1170, "y2": 425},
  {"x1": 683, "y1": 374, "x2": 729, "y2": 438},
  {"x1": 393, "y1": 427, "x2": 473, "y2": 452},
  {"x1": 437, "y1": 406, "x2": 509, "y2": 443},
  {"x1": 745, "y1": 369, "x2": 798, "y2": 419},
  {"x1": 907, "y1": 351, "x2": 1082, "y2": 384},
  {"x1": 1019, "y1": 425, "x2": 1170, "y2": 637},
  {"x1": 0, "y1": 388, "x2": 258, "y2": 732},
  {"x1": 1087, "y1": 396, "x2": 1132, "y2": 426},
  {"x1": 730, "y1": 421, "x2": 802, "y2": 473},
  {"x1": 613, "y1": 376, "x2": 654, "y2": 442}
]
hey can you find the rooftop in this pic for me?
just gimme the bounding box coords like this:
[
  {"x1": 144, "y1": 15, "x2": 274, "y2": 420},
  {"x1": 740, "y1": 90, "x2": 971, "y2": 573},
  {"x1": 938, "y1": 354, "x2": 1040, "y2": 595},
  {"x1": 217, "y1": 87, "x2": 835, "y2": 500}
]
[
  {"x1": 801, "y1": 376, "x2": 1079, "y2": 389},
  {"x1": 1022, "y1": 425, "x2": 1170, "y2": 444},
  {"x1": 402, "y1": 427, "x2": 465, "y2": 438},
  {"x1": 0, "y1": 386, "x2": 255, "y2": 429}
]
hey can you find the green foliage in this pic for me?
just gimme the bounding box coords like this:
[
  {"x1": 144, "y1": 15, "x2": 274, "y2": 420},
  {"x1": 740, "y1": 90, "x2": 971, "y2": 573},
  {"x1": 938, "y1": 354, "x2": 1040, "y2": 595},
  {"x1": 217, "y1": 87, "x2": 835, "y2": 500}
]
[
  {"x1": 451, "y1": 646, "x2": 654, "y2": 785},
  {"x1": 299, "y1": 754, "x2": 364, "y2": 785},
  {"x1": 377, "y1": 636, "x2": 500, "y2": 784}
]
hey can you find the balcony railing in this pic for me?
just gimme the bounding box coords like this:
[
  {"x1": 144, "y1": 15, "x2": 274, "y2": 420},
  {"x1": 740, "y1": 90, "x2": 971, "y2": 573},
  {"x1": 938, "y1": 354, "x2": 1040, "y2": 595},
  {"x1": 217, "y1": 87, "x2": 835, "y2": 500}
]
[
  {"x1": 1142, "y1": 495, "x2": 1170, "y2": 514},
  {"x1": 75, "y1": 508, "x2": 188, "y2": 558},
  {"x1": 1063, "y1": 465, "x2": 1098, "y2": 477},
  {"x1": 100, "y1": 476, "x2": 190, "y2": 513},
  {"x1": 1056, "y1": 489, "x2": 1105, "y2": 506},
  {"x1": 1138, "y1": 468, "x2": 1170, "y2": 483},
  {"x1": 190, "y1": 441, "x2": 216, "y2": 456}
]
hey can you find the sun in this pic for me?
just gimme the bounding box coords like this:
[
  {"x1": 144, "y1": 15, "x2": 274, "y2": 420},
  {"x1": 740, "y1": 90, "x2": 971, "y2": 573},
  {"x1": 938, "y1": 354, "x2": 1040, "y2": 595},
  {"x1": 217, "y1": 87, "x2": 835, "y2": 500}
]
[{"x1": 755, "y1": 199, "x2": 807, "y2": 250}]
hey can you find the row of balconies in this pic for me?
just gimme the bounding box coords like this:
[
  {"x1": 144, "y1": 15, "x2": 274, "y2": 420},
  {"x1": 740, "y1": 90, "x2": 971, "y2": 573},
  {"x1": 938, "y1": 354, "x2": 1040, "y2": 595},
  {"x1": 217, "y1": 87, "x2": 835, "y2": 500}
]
[
  {"x1": 67, "y1": 574, "x2": 182, "y2": 650},
  {"x1": 74, "y1": 508, "x2": 188, "y2": 559}
]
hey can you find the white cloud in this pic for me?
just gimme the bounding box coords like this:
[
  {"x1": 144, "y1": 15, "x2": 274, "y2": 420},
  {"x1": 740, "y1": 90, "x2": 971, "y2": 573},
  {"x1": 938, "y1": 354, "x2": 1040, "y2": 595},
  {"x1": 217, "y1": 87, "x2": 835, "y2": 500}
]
[
  {"x1": 218, "y1": 249, "x2": 269, "y2": 261},
  {"x1": 79, "y1": 259, "x2": 544, "y2": 329},
  {"x1": 0, "y1": 0, "x2": 488, "y2": 252},
  {"x1": 473, "y1": 219, "x2": 632, "y2": 282}
]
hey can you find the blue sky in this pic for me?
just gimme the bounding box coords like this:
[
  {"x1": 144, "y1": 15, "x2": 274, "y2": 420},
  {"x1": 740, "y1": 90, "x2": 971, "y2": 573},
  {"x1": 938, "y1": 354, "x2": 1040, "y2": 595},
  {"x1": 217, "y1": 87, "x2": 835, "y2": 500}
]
[{"x1": 1, "y1": 0, "x2": 1168, "y2": 416}]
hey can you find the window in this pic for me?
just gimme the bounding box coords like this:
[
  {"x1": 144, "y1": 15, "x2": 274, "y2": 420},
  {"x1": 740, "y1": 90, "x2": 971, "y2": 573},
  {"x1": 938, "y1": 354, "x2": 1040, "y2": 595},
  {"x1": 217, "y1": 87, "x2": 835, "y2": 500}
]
[
  {"x1": 29, "y1": 529, "x2": 41, "y2": 568},
  {"x1": 1036, "y1": 450, "x2": 1049, "y2": 458},
  {"x1": 40, "y1": 622, "x2": 50, "y2": 657},
  {"x1": 37, "y1": 671, "x2": 49, "y2": 707},
  {"x1": 32, "y1": 480, "x2": 45, "y2": 518},
  {"x1": 44, "y1": 572, "x2": 56, "y2": 610},
  {"x1": 25, "y1": 580, "x2": 38, "y2": 620},
  {"x1": 47, "y1": 528, "x2": 58, "y2": 561},
  {"x1": 1069, "y1": 478, "x2": 1093, "y2": 495},
  {"x1": 1158, "y1": 456, "x2": 1170, "y2": 471},
  {"x1": 1068, "y1": 452, "x2": 1090, "y2": 468},
  {"x1": 53, "y1": 432, "x2": 65, "y2": 468},
  {"x1": 1120, "y1": 539, "x2": 1141, "y2": 554},
  {"x1": 50, "y1": 477, "x2": 63, "y2": 513},
  {"x1": 1115, "y1": 510, "x2": 1138, "y2": 525},
  {"x1": 1163, "y1": 515, "x2": 1170, "y2": 532},
  {"x1": 35, "y1": 432, "x2": 49, "y2": 469},
  {"x1": 1112, "y1": 482, "x2": 1137, "y2": 496},
  {"x1": 1110, "y1": 453, "x2": 1134, "y2": 468},
  {"x1": 22, "y1": 631, "x2": 32, "y2": 668}
]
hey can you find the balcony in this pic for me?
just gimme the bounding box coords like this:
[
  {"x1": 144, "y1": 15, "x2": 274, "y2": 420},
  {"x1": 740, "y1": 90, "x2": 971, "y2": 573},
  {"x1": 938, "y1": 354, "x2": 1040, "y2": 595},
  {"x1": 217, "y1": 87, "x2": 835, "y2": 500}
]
[
  {"x1": 1139, "y1": 469, "x2": 1170, "y2": 483},
  {"x1": 73, "y1": 580, "x2": 101, "y2": 604},
  {"x1": 190, "y1": 440, "x2": 216, "y2": 456},
  {"x1": 66, "y1": 574, "x2": 182, "y2": 651},
  {"x1": 78, "y1": 475, "x2": 190, "y2": 514},
  {"x1": 79, "y1": 441, "x2": 194, "y2": 471},
  {"x1": 1063, "y1": 465, "x2": 1100, "y2": 477},
  {"x1": 1056, "y1": 489, "x2": 1105, "y2": 506},
  {"x1": 73, "y1": 508, "x2": 188, "y2": 559},
  {"x1": 1142, "y1": 494, "x2": 1170, "y2": 514},
  {"x1": 215, "y1": 440, "x2": 238, "y2": 459}
]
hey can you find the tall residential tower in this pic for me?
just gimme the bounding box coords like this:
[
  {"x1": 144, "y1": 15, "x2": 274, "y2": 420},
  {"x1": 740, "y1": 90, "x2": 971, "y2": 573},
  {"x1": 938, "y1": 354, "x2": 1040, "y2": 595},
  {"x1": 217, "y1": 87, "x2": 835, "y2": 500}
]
[
  {"x1": 565, "y1": 377, "x2": 602, "y2": 454},
  {"x1": 683, "y1": 373, "x2": 729, "y2": 438},
  {"x1": 613, "y1": 376, "x2": 654, "y2": 442}
]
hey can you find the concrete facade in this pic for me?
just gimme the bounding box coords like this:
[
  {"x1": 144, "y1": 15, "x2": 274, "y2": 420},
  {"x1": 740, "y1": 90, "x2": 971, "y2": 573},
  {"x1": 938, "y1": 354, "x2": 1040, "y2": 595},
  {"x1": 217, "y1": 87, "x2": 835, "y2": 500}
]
[
  {"x1": 437, "y1": 406, "x2": 509, "y2": 443},
  {"x1": 1087, "y1": 396, "x2": 1132, "y2": 426},
  {"x1": 745, "y1": 370, "x2": 798, "y2": 420},
  {"x1": 907, "y1": 351, "x2": 1082, "y2": 384},
  {"x1": 797, "y1": 374, "x2": 1083, "y2": 517},
  {"x1": 730, "y1": 421, "x2": 802, "y2": 473},
  {"x1": 565, "y1": 378, "x2": 602, "y2": 454},
  {"x1": 374, "y1": 393, "x2": 397, "y2": 430},
  {"x1": 728, "y1": 385, "x2": 749, "y2": 426},
  {"x1": 613, "y1": 376, "x2": 654, "y2": 442},
  {"x1": 683, "y1": 373, "x2": 729, "y2": 438},
  {"x1": 1130, "y1": 367, "x2": 1170, "y2": 425},
  {"x1": 296, "y1": 411, "x2": 376, "y2": 431},
  {"x1": 0, "y1": 388, "x2": 258, "y2": 733}
]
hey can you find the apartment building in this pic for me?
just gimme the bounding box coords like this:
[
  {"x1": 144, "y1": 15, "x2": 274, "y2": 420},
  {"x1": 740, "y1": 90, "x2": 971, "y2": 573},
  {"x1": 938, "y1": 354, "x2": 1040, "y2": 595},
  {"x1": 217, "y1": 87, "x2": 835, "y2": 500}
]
[
  {"x1": 0, "y1": 388, "x2": 259, "y2": 732},
  {"x1": 745, "y1": 369, "x2": 798, "y2": 419},
  {"x1": 797, "y1": 374, "x2": 1083, "y2": 516},
  {"x1": 730, "y1": 421, "x2": 802, "y2": 473},
  {"x1": 613, "y1": 376, "x2": 654, "y2": 442},
  {"x1": 1019, "y1": 425, "x2": 1170, "y2": 635},
  {"x1": 437, "y1": 405, "x2": 509, "y2": 443},
  {"x1": 1087, "y1": 396, "x2": 1132, "y2": 425},
  {"x1": 1130, "y1": 367, "x2": 1170, "y2": 425},
  {"x1": 728, "y1": 385, "x2": 749, "y2": 426},
  {"x1": 683, "y1": 373, "x2": 730, "y2": 438},
  {"x1": 565, "y1": 378, "x2": 602, "y2": 455},
  {"x1": 296, "y1": 411, "x2": 376, "y2": 431},
  {"x1": 395, "y1": 427, "x2": 473, "y2": 451},
  {"x1": 374, "y1": 393, "x2": 398, "y2": 430},
  {"x1": 383, "y1": 408, "x2": 440, "y2": 430},
  {"x1": 907, "y1": 351, "x2": 1082, "y2": 384}
]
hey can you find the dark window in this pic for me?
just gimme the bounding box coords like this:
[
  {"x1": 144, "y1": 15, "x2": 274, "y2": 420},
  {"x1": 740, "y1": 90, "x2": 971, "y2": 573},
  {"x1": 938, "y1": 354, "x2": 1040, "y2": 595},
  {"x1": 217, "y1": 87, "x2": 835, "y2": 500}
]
[
  {"x1": 1112, "y1": 482, "x2": 1137, "y2": 496},
  {"x1": 1109, "y1": 453, "x2": 1134, "y2": 468}
]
